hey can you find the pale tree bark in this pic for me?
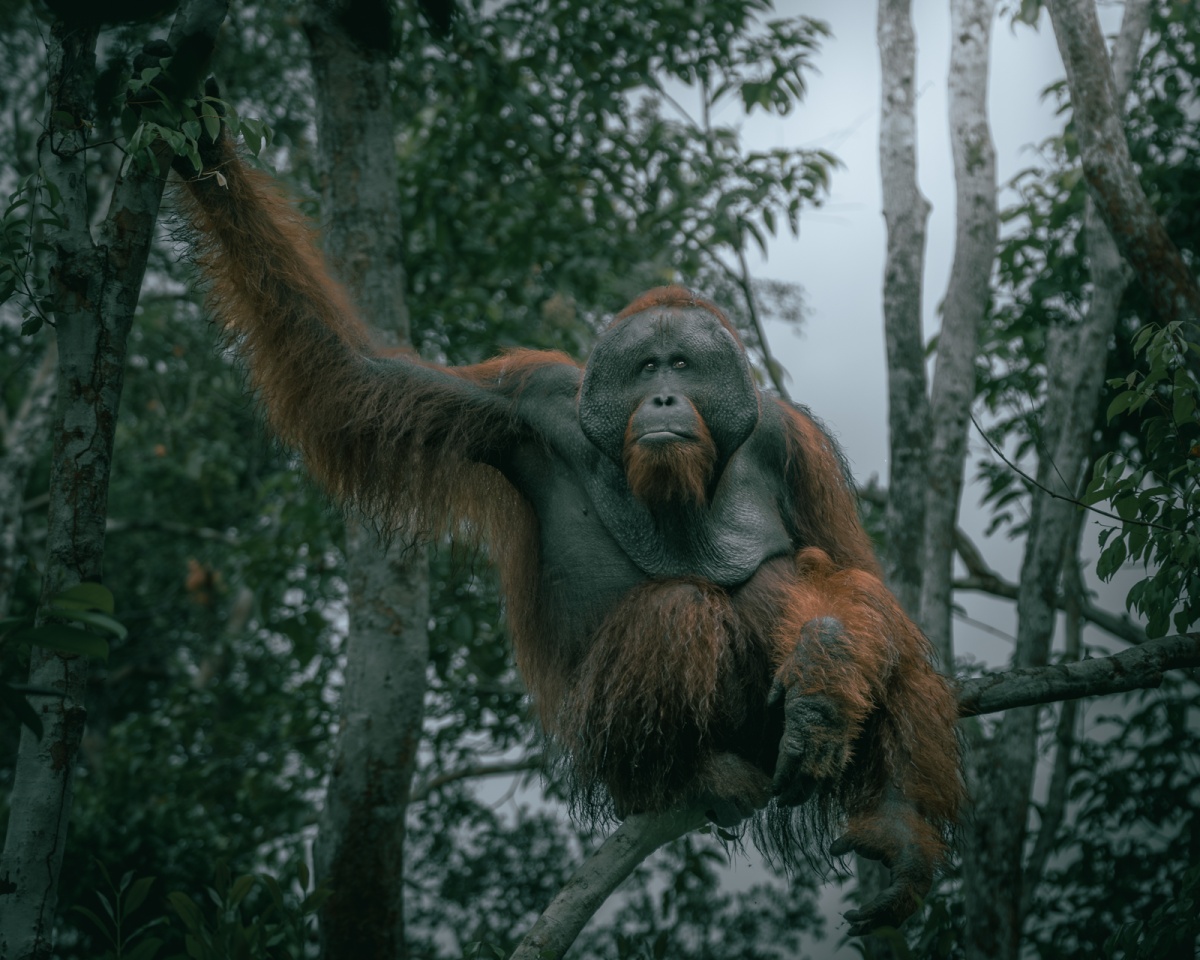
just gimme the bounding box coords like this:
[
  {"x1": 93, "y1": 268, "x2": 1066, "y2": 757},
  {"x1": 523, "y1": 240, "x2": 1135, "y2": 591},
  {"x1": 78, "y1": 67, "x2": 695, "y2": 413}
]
[
  {"x1": 305, "y1": 3, "x2": 431, "y2": 958},
  {"x1": 960, "y1": 6, "x2": 1150, "y2": 958},
  {"x1": 865, "y1": 4, "x2": 933, "y2": 947},
  {"x1": 918, "y1": 0, "x2": 998, "y2": 666},
  {"x1": 0, "y1": 5, "x2": 226, "y2": 957},
  {"x1": 504, "y1": 632, "x2": 1200, "y2": 960},
  {"x1": 1047, "y1": 0, "x2": 1200, "y2": 352},
  {"x1": 877, "y1": 0, "x2": 931, "y2": 619},
  {"x1": 0, "y1": 339, "x2": 57, "y2": 615}
]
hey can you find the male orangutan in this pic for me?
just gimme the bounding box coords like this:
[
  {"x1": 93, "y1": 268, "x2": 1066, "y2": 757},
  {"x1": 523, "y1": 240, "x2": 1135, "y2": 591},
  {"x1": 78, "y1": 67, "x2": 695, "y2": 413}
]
[{"x1": 177, "y1": 123, "x2": 962, "y2": 935}]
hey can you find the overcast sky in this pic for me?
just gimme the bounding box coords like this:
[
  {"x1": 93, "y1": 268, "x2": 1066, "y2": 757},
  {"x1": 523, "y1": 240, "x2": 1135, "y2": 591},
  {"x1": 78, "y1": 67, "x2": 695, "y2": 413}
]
[{"x1": 730, "y1": 1, "x2": 1135, "y2": 677}]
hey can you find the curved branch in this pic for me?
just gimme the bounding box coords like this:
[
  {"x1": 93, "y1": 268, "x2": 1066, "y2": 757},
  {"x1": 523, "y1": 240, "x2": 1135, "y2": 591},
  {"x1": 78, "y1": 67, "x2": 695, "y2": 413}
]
[
  {"x1": 509, "y1": 807, "x2": 707, "y2": 960},
  {"x1": 970, "y1": 414, "x2": 1177, "y2": 534},
  {"x1": 952, "y1": 526, "x2": 1146, "y2": 646}
]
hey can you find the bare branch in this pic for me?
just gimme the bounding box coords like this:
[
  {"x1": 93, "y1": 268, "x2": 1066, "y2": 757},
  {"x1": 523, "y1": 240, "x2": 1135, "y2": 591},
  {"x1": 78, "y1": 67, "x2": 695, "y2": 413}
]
[
  {"x1": 509, "y1": 807, "x2": 708, "y2": 960},
  {"x1": 409, "y1": 756, "x2": 543, "y2": 803},
  {"x1": 733, "y1": 240, "x2": 790, "y2": 400},
  {"x1": 953, "y1": 574, "x2": 1145, "y2": 646},
  {"x1": 952, "y1": 526, "x2": 1146, "y2": 646},
  {"x1": 956, "y1": 634, "x2": 1199, "y2": 717},
  {"x1": 971, "y1": 414, "x2": 1176, "y2": 534}
]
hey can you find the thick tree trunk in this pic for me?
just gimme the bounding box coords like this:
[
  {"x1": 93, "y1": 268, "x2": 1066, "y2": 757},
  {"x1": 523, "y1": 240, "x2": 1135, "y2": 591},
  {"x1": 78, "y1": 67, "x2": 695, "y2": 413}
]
[
  {"x1": 0, "y1": 6, "x2": 225, "y2": 956},
  {"x1": 960, "y1": 7, "x2": 1151, "y2": 957},
  {"x1": 305, "y1": 4, "x2": 430, "y2": 959},
  {"x1": 918, "y1": 0, "x2": 997, "y2": 666}
]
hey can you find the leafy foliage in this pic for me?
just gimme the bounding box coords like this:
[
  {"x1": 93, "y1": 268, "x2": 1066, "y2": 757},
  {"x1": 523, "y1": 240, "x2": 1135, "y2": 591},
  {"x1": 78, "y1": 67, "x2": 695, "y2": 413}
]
[
  {"x1": 1025, "y1": 681, "x2": 1200, "y2": 959},
  {"x1": 1084, "y1": 322, "x2": 1200, "y2": 637},
  {"x1": 73, "y1": 861, "x2": 326, "y2": 960},
  {"x1": 0, "y1": 584, "x2": 123, "y2": 737},
  {"x1": 980, "y1": 0, "x2": 1200, "y2": 554},
  {"x1": 390, "y1": 0, "x2": 829, "y2": 364}
]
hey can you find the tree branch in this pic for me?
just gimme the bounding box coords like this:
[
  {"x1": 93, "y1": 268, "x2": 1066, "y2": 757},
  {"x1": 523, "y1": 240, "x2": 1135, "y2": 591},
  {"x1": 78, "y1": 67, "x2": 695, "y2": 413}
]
[
  {"x1": 952, "y1": 526, "x2": 1146, "y2": 646},
  {"x1": 509, "y1": 807, "x2": 708, "y2": 960},
  {"x1": 971, "y1": 414, "x2": 1174, "y2": 534},
  {"x1": 956, "y1": 634, "x2": 1199, "y2": 717},
  {"x1": 409, "y1": 756, "x2": 543, "y2": 803}
]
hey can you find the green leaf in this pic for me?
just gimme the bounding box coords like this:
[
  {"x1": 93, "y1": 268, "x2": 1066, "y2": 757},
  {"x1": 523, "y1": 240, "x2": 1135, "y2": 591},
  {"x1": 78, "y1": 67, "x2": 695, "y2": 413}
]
[
  {"x1": 52, "y1": 582, "x2": 115, "y2": 614},
  {"x1": 1128, "y1": 521, "x2": 1149, "y2": 560},
  {"x1": 20, "y1": 315, "x2": 43, "y2": 336},
  {"x1": 0, "y1": 683, "x2": 43, "y2": 738},
  {"x1": 125, "y1": 938, "x2": 164, "y2": 960},
  {"x1": 1096, "y1": 539, "x2": 1127, "y2": 580},
  {"x1": 50, "y1": 608, "x2": 127, "y2": 641},
  {"x1": 1114, "y1": 496, "x2": 1139, "y2": 521},
  {"x1": 168, "y1": 892, "x2": 203, "y2": 933},
  {"x1": 200, "y1": 104, "x2": 221, "y2": 144},
  {"x1": 123, "y1": 876, "x2": 156, "y2": 918},
  {"x1": 71, "y1": 904, "x2": 114, "y2": 942},
  {"x1": 1106, "y1": 390, "x2": 1136, "y2": 422},
  {"x1": 1172, "y1": 368, "x2": 1197, "y2": 425},
  {"x1": 1132, "y1": 323, "x2": 1159, "y2": 353},
  {"x1": 13, "y1": 624, "x2": 109, "y2": 659},
  {"x1": 120, "y1": 105, "x2": 140, "y2": 141},
  {"x1": 228, "y1": 873, "x2": 256, "y2": 908}
]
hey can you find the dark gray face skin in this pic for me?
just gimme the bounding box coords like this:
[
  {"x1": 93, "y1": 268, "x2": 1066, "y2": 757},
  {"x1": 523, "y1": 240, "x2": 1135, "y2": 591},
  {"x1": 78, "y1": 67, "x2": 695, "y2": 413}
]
[
  {"x1": 578, "y1": 307, "x2": 761, "y2": 467},
  {"x1": 497, "y1": 304, "x2": 795, "y2": 651}
]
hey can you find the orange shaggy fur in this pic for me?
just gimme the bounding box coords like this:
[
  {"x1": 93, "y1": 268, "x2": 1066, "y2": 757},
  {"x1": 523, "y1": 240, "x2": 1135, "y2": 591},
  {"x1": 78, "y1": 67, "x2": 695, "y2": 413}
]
[{"x1": 622, "y1": 399, "x2": 717, "y2": 507}]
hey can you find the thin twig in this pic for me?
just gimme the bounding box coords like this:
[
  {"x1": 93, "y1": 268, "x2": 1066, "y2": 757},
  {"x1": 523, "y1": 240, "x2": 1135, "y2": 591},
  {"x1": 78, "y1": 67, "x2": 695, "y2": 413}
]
[
  {"x1": 971, "y1": 413, "x2": 1175, "y2": 533},
  {"x1": 409, "y1": 755, "x2": 543, "y2": 803}
]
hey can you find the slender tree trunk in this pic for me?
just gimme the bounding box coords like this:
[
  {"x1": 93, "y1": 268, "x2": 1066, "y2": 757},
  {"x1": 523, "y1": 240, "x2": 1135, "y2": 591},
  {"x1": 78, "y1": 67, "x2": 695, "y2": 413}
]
[
  {"x1": 305, "y1": 4, "x2": 430, "y2": 958},
  {"x1": 960, "y1": 7, "x2": 1150, "y2": 956},
  {"x1": 877, "y1": 0, "x2": 931, "y2": 620},
  {"x1": 865, "y1": 4, "x2": 932, "y2": 947},
  {"x1": 0, "y1": 6, "x2": 225, "y2": 956},
  {"x1": 918, "y1": 0, "x2": 998, "y2": 666}
]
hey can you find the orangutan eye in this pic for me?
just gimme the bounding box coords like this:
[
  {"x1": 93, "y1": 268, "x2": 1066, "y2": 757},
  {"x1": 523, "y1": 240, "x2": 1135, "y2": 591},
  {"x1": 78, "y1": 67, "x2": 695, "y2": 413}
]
[
  {"x1": 671, "y1": 358, "x2": 687, "y2": 369},
  {"x1": 642, "y1": 360, "x2": 657, "y2": 372}
]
